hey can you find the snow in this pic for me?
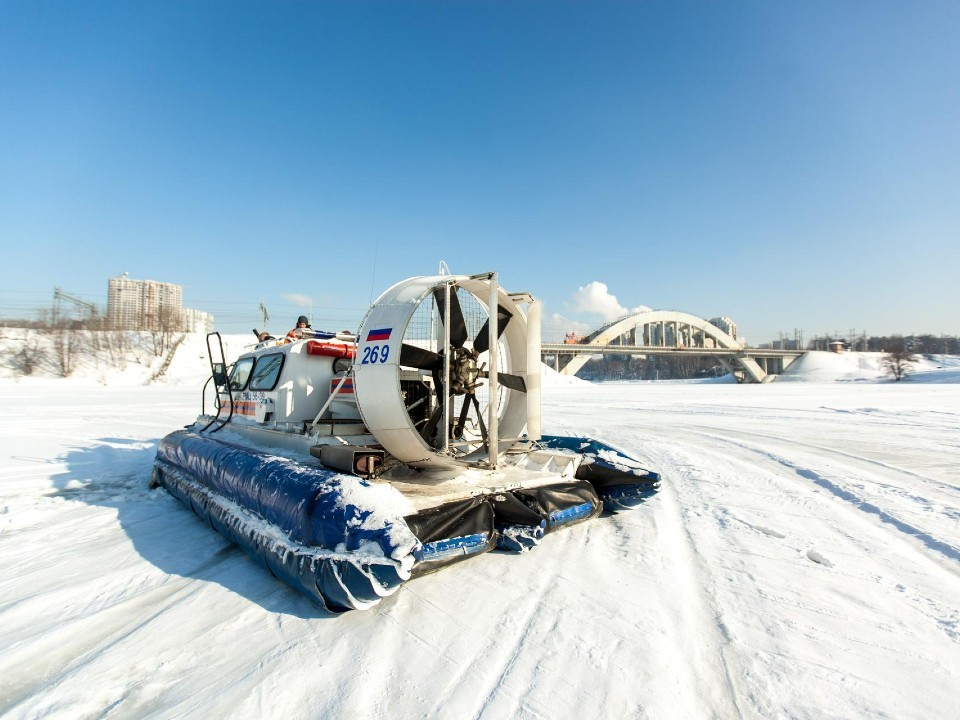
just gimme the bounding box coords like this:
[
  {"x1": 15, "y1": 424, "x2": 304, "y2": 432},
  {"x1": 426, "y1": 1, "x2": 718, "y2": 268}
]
[
  {"x1": 2, "y1": 338, "x2": 959, "y2": 719},
  {"x1": 780, "y1": 350, "x2": 960, "y2": 384}
]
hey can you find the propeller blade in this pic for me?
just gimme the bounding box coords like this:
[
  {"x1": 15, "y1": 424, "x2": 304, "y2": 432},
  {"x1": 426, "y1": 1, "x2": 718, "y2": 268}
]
[
  {"x1": 498, "y1": 373, "x2": 527, "y2": 393},
  {"x1": 433, "y1": 285, "x2": 469, "y2": 348},
  {"x1": 420, "y1": 405, "x2": 443, "y2": 443},
  {"x1": 430, "y1": 365, "x2": 451, "y2": 434},
  {"x1": 473, "y1": 306, "x2": 513, "y2": 354},
  {"x1": 400, "y1": 343, "x2": 442, "y2": 370},
  {"x1": 471, "y1": 395, "x2": 489, "y2": 445},
  {"x1": 471, "y1": 396, "x2": 489, "y2": 446},
  {"x1": 452, "y1": 396, "x2": 472, "y2": 438}
]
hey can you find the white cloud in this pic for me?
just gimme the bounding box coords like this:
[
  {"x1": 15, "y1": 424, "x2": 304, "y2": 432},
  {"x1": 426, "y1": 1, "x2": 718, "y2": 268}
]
[
  {"x1": 283, "y1": 293, "x2": 313, "y2": 308},
  {"x1": 570, "y1": 281, "x2": 649, "y2": 322}
]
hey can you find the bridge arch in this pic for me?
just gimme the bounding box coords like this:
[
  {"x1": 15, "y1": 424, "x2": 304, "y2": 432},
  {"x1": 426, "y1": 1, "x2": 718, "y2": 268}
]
[{"x1": 560, "y1": 310, "x2": 764, "y2": 381}]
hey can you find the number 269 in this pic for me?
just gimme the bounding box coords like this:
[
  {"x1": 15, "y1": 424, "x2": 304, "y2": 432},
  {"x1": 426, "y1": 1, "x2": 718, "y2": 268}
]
[{"x1": 361, "y1": 344, "x2": 390, "y2": 364}]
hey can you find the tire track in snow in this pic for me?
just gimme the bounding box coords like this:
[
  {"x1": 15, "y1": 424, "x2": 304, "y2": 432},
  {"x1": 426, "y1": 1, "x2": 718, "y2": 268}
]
[
  {"x1": 153, "y1": 603, "x2": 340, "y2": 720},
  {"x1": 679, "y1": 422, "x2": 959, "y2": 496},
  {"x1": 675, "y1": 427, "x2": 960, "y2": 570},
  {"x1": 377, "y1": 519, "x2": 649, "y2": 720},
  {"x1": 417, "y1": 543, "x2": 589, "y2": 720},
  {"x1": 640, "y1": 446, "x2": 750, "y2": 719},
  {"x1": 794, "y1": 466, "x2": 960, "y2": 562},
  {"x1": 0, "y1": 571, "x2": 211, "y2": 715},
  {"x1": 648, "y1": 425, "x2": 960, "y2": 659},
  {"x1": 468, "y1": 588, "x2": 555, "y2": 720},
  {"x1": 0, "y1": 545, "x2": 290, "y2": 720},
  {"x1": 375, "y1": 582, "x2": 481, "y2": 671},
  {"x1": 638, "y1": 437, "x2": 927, "y2": 716}
]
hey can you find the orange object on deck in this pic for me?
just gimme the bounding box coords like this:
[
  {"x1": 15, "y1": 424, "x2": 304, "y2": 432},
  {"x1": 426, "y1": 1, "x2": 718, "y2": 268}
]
[{"x1": 305, "y1": 340, "x2": 357, "y2": 359}]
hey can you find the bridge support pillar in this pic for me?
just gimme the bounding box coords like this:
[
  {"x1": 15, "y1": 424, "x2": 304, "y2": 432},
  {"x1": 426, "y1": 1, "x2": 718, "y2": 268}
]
[
  {"x1": 737, "y1": 355, "x2": 767, "y2": 383},
  {"x1": 718, "y1": 355, "x2": 767, "y2": 384}
]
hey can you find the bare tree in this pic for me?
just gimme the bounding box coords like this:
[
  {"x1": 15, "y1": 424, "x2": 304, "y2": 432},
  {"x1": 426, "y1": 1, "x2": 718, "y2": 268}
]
[
  {"x1": 13, "y1": 330, "x2": 45, "y2": 375},
  {"x1": 49, "y1": 322, "x2": 85, "y2": 377},
  {"x1": 881, "y1": 338, "x2": 918, "y2": 381},
  {"x1": 149, "y1": 305, "x2": 184, "y2": 357},
  {"x1": 102, "y1": 329, "x2": 132, "y2": 369}
]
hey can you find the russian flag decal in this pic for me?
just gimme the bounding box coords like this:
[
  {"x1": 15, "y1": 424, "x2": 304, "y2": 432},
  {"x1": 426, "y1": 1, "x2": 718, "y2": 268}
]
[{"x1": 366, "y1": 328, "x2": 392, "y2": 342}]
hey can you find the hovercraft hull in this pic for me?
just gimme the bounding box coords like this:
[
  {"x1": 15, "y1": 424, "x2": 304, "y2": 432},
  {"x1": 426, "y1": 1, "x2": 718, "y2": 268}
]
[
  {"x1": 153, "y1": 430, "x2": 420, "y2": 611},
  {"x1": 539, "y1": 435, "x2": 662, "y2": 511},
  {"x1": 153, "y1": 429, "x2": 615, "y2": 610}
]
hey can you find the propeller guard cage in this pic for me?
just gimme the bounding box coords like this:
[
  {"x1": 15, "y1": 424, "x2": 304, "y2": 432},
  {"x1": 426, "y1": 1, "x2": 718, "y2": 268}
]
[{"x1": 354, "y1": 274, "x2": 538, "y2": 468}]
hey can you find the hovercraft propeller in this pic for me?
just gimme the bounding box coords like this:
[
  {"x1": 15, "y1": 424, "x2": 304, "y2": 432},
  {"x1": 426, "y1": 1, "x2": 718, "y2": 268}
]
[
  {"x1": 400, "y1": 283, "x2": 527, "y2": 450},
  {"x1": 353, "y1": 272, "x2": 540, "y2": 469},
  {"x1": 398, "y1": 284, "x2": 527, "y2": 451}
]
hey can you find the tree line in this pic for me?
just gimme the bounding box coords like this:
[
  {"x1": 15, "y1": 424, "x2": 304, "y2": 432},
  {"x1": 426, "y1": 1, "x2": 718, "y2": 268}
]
[
  {"x1": 0, "y1": 318, "x2": 184, "y2": 379},
  {"x1": 805, "y1": 333, "x2": 960, "y2": 354}
]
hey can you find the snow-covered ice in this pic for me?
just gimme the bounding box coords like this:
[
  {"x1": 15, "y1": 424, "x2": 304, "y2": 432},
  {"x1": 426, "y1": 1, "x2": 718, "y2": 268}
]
[{"x1": 1, "y1": 338, "x2": 959, "y2": 719}]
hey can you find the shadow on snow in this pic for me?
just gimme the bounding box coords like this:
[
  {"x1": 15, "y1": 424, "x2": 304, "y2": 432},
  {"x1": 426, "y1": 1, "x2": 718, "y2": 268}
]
[{"x1": 50, "y1": 437, "x2": 341, "y2": 619}]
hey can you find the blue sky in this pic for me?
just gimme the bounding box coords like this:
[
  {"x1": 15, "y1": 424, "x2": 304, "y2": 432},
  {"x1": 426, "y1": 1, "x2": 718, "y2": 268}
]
[{"x1": 2, "y1": 1, "x2": 958, "y2": 343}]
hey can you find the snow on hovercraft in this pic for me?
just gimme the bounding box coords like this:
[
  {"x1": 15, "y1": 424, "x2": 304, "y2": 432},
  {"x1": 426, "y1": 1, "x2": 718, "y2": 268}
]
[{"x1": 152, "y1": 270, "x2": 660, "y2": 611}]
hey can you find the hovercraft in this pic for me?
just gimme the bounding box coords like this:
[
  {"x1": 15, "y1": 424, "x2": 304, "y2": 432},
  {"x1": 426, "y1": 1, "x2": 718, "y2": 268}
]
[{"x1": 152, "y1": 271, "x2": 660, "y2": 612}]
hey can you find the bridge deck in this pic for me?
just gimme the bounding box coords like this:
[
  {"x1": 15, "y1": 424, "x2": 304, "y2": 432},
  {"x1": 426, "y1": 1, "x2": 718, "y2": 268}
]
[{"x1": 541, "y1": 343, "x2": 804, "y2": 359}]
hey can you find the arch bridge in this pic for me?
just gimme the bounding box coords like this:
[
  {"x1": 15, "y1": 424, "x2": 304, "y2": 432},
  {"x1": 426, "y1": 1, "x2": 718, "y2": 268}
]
[{"x1": 541, "y1": 310, "x2": 803, "y2": 383}]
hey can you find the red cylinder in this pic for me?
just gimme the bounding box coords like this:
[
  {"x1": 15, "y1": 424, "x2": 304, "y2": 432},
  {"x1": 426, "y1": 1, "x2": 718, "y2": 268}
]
[{"x1": 305, "y1": 341, "x2": 357, "y2": 359}]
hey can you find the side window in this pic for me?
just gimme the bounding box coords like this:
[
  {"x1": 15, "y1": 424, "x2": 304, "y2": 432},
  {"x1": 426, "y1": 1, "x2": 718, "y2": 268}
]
[
  {"x1": 249, "y1": 353, "x2": 284, "y2": 391},
  {"x1": 229, "y1": 358, "x2": 255, "y2": 391}
]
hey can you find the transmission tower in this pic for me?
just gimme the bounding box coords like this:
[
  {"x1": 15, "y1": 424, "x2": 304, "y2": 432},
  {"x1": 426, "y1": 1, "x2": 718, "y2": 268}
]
[{"x1": 53, "y1": 287, "x2": 99, "y2": 325}]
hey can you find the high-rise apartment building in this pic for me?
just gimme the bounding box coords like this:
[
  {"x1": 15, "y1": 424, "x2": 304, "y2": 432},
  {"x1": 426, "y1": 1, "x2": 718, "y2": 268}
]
[
  {"x1": 709, "y1": 316, "x2": 738, "y2": 341},
  {"x1": 106, "y1": 273, "x2": 212, "y2": 332}
]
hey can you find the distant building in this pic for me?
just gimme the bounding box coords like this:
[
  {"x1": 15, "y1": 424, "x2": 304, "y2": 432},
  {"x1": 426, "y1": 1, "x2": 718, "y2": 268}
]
[
  {"x1": 182, "y1": 307, "x2": 214, "y2": 334},
  {"x1": 107, "y1": 273, "x2": 213, "y2": 332},
  {"x1": 762, "y1": 338, "x2": 800, "y2": 351},
  {"x1": 709, "y1": 316, "x2": 737, "y2": 340}
]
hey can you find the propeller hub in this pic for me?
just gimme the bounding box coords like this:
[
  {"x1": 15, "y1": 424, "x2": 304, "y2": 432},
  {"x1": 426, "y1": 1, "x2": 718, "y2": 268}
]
[{"x1": 450, "y1": 346, "x2": 481, "y2": 394}]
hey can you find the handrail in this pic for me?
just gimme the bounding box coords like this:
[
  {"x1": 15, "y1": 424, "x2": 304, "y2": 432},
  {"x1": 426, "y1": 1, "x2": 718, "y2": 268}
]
[{"x1": 201, "y1": 332, "x2": 234, "y2": 433}]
